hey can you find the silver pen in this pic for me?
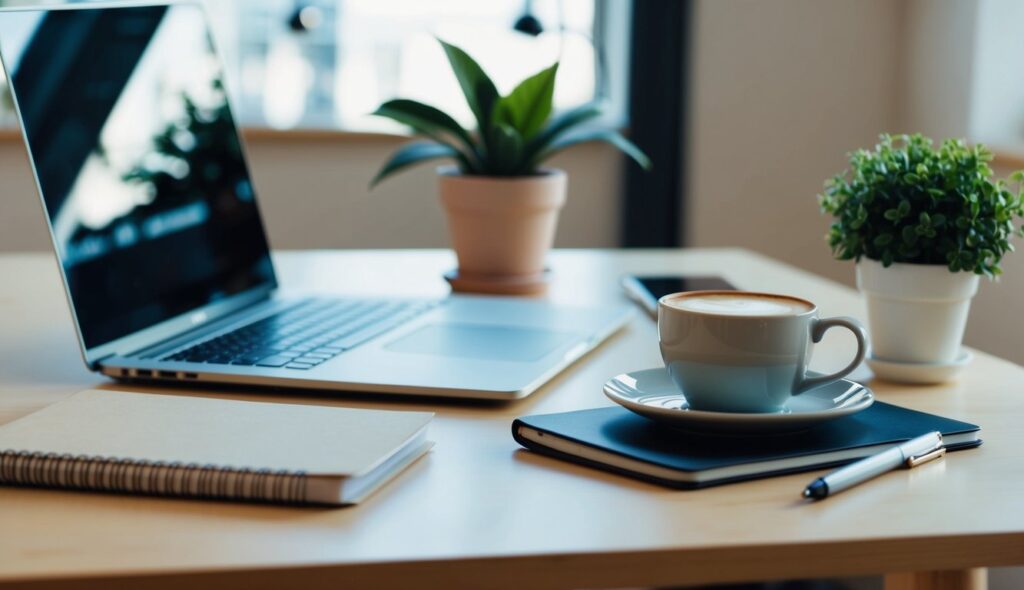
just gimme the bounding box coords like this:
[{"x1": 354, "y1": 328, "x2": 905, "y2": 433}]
[{"x1": 802, "y1": 431, "x2": 946, "y2": 500}]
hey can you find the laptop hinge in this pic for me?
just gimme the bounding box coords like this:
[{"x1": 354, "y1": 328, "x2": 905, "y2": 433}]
[
  {"x1": 90, "y1": 354, "x2": 115, "y2": 371},
  {"x1": 83, "y1": 284, "x2": 277, "y2": 368}
]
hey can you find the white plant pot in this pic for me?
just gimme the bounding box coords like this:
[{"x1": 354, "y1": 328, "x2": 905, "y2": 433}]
[{"x1": 856, "y1": 259, "x2": 979, "y2": 364}]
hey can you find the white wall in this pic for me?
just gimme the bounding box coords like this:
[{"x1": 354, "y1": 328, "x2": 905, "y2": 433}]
[
  {"x1": 0, "y1": 138, "x2": 45, "y2": 251},
  {"x1": 970, "y1": 0, "x2": 1024, "y2": 147},
  {"x1": 898, "y1": 0, "x2": 976, "y2": 140},
  {"x1": 684, "y1": 0, "x2": 1024, "y2": 369},
  {"x1": 684, "y1": 0, "x2": 905, "y2": 287},
  {"x1": 0, "y1": 132, "x2": 622, "y2": 252}
]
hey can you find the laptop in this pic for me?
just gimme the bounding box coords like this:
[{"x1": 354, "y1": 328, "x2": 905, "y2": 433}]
[{"x1": 0, "y1": 2, "x2": 632, "y2": 400}]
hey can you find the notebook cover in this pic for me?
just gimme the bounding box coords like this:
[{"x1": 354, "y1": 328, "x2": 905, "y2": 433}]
[
  {"x1": 512, "y1": 402, "x2": 981, "y2": 489},
  {"x1": 0, "y1": 390, "x2": 433, "y2": 477}
]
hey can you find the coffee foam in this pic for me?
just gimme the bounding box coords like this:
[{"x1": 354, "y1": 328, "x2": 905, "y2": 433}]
[{"x1": 666, "y1": 293, "x2": 811, "y2": 316}]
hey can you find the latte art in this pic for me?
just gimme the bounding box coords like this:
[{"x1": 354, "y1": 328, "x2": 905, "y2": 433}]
[
  {"x1": 667, "y1": 294, "x2": 812, "y2": 316},
  {"x1": 658, "y1": 290, "x2": 866, "y2": 412}
]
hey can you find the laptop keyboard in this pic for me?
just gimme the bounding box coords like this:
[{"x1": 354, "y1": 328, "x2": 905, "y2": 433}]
[{"x1": 162, "y1": 299, "x2": 434, "y2": 370}]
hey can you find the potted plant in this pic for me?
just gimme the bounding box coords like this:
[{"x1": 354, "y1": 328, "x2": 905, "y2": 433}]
[
  {"x1": 820, "y1": 134, "x2": 1024, "y2": 381},
  {"x1": 370, "y1": 40, "x2": 650, "y2": 295}
]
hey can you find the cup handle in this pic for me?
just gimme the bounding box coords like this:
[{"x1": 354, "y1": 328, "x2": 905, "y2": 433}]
[{"x1": 795, "y1": 316, "x2": 868, "y2": 394}]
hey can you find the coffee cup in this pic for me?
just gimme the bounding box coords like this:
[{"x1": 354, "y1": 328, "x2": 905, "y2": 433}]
[{"x1": 658, "y1": 290, "x2": 867, "y2": 413}]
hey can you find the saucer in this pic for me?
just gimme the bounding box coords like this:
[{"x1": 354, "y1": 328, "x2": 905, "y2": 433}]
[
  {"x1": 603, "y1": 368, "x2": 874, "y2": 434},
  {"x1": 866, "y1": 350, "x2": 973, "y2": 385},
  {"x1": 444, "y1": 269, "x2": 551, "y2": 296}
]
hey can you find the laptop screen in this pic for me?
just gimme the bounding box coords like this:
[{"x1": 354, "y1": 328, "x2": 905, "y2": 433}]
[{"x1": 0, "y1": 4, "x2": 275, "y2": 350}]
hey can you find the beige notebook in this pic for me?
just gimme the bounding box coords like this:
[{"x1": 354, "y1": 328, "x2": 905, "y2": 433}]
[{"x1": 0, "y1": 390, "x2": 433, "y2": 505}]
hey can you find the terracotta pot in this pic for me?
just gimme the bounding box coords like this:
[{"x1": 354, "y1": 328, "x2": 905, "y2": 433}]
[{"x1": 437, "y1": 166, "x2": 566, "y2": 279}]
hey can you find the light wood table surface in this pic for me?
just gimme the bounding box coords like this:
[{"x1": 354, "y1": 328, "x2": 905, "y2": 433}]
[{"x1": 0, "y1": 249, "x2": 1021, "y2": 590}]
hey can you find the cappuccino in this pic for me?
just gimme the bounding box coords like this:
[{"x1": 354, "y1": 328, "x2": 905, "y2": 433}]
[
  {"x1": 666, "y1": 293, "x2": 812, "y2": 317},
  {"x1": 658, "y1": 290, "x2": 867, "y2": 412}
]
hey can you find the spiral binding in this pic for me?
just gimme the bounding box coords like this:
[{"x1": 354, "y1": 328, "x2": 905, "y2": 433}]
[{"x1": 0, "y1": 450, "x2": 308, "y2": 504}]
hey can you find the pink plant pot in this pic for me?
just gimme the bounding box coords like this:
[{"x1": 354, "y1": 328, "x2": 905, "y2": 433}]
[{"x1": 438, "y1": 166, "x2": 567, "y2": 281}]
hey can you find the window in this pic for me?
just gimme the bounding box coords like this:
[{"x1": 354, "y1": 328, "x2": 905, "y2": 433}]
[{"x1": 0, "y1": 0, "x2": 628, "y2": 132}]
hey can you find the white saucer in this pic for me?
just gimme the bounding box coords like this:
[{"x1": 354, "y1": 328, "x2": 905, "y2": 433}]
[
  {"x1": 866, "y1": 350, "x2": 973, "y2": 385},
  {"x1": 603, "y1": 368, "x2": 874, "y2": 434}
]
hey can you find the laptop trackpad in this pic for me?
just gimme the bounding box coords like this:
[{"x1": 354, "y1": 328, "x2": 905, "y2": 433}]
[{"x1": 385, "y1": 323, "x2": 577, "y2": 362}]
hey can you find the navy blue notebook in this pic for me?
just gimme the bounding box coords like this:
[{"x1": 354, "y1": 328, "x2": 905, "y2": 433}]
[{"x1": 512, "y1": 402, "x2": 981, "y2": 489}]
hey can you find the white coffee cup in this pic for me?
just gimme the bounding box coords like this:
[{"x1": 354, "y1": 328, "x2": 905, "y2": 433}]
[{"x1": 658, "y1": 290, "x2": 868, "y2": 413}]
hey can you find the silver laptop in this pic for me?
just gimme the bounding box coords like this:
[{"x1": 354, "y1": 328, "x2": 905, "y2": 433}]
[{"x1": 0, "y1": 2, "x2": 631, "y2": 400}]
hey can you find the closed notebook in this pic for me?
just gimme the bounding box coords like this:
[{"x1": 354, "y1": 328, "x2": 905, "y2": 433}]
[
  {"x1": 0, "y1": 390, "x2": 433, "y2": 505},
  {"x1": 512, "y1": 402, "x2": 980, "y2": 489}
]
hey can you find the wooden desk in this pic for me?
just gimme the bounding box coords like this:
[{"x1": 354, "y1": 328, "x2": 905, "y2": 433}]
[{"x1": 1, "y1": 249, "x2": 1021, "y2": 590}]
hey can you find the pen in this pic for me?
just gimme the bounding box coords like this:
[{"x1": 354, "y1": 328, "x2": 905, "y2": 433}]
[{"x1": 802, "y1": 431, "x2": 946, "y2": 500}]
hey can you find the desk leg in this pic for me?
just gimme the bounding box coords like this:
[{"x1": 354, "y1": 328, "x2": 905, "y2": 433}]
[{"x1": 885, "y1": 568, "x2": 987, "y2": 590}]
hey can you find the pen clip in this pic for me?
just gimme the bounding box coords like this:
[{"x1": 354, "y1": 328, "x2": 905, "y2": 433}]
[{"x1": 905, "y1": 440, "x2": 946, "y2": 468}]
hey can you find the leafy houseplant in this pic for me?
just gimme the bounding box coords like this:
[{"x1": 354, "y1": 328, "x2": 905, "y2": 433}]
[
  {"x1": 370, "y1": 40, "x2": 650, "y2": 294},
  {"x1": 821, "y1": 134, "x2": 1024, "y2": 276},
  {"x1": 820, "y1": 134, "x2": 1024, "y2": 378}
]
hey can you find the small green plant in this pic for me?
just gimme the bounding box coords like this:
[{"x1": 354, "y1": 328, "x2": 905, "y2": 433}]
[
  {"x1": 369, "y1": 40, "x2": 650, "y2": 186},
  {"x1": 819, "y1": 133, "x2": 1024, "y2": 277}
]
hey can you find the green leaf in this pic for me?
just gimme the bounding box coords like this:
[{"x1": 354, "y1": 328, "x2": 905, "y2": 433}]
[
  {"x1": 439, "y1": 40, "x2": 500, "y2": 132},
  {"x1": 856, "y1": 204, "x2": 868, "y2": 223},
  {"x1": 494, "y1": 63, "x2": 558, "y2": 140},
  {"x1": 372, "y1": 99, "x2": 478, "y2": 164},
  {"x1": 847, "y1": 204, "x2": 864, "y2": 228},
  {"x1": 536, "y1": 129, "x2": 652, "y2": 170},
  {"x1": 484, "y1": 124, "x2": 524, "y2": 175},
  {"x1": 522, "y1": 103, "x2": 603, "y2": 162},
  {"x1": 873, "y1": 234, "x2": 893, "y2": 247},
  {"x1": 370, "y1": 142, "x2": 461, "y2": 188}
]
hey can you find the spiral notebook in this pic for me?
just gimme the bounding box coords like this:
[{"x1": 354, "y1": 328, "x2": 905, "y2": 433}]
[{"x1": 0, "y1": 390, "x2": 433, "y2": 505}]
